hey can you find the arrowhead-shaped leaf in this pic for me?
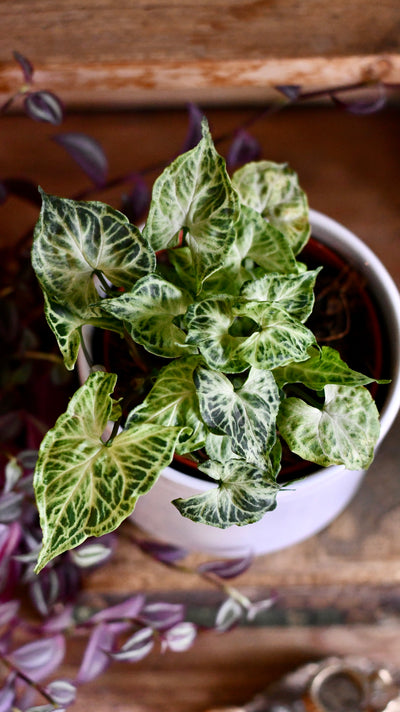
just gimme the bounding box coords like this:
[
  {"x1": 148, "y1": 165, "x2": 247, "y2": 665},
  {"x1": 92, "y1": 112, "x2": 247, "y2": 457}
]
[
  {"x1": 277, "y1": 384, "x2": 380, "y2": 469},
  {"x1": 241, "y1": 268, "x2": 321, "y2": 322},
  {"x1": 43, "y1": 292, "x2": 121, "y2": 370},
  {"x1": 274, "y1": 345, "x2": 385, "y2": 390},
  {"x1": 194, "y1": 366, "x2": 280, "y2": 466},
  {"x1": 32, "y1": 191, "x2": 155, "y2": 316},
  {"x1": 186, "y1": 297, "x2": 315, "y2": 372},
  {"x1": 126, "y1": 356, "x2": 208, "y2": 454},
  {"x1": 173, "y1": 456, "x2": 280, "y2": 528},
  {"x1": 143, "y1": 120, "x2": 240, "y2": 289},
  {"x1": 98, "y1": 274, "x2": 196, "y2": 358},
  {"x1": 34, "y1": 371, "x2": 185, "y2": 571},
  {"x1": 235, "y1": 204, "x2": 298, "y2": 274},
  {"x1": 232, "y1": 161, "x2": 310, "y2": 254}
]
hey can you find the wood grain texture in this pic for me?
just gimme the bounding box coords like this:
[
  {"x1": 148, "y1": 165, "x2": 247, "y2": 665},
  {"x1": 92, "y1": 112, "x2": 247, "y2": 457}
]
[{"x1": 0, "y1": 1, "x2": 400, "y2": 104}]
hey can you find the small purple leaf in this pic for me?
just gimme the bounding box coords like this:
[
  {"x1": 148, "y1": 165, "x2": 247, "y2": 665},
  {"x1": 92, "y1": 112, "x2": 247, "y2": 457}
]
[
  {"x1": 330, "y1": 82, "x2": 387, "y2": 115},
  {"x1": 181, "y1": 103, "x2": 205, "y2": 152},
  {"x1": 110, "y1": 626, "x2": 154, "y2": 662},
  {"x1": 17, "y1": 449, "x2": 39, "y2": 470},
  {"x1": 138, "y1": 539, "x2": 188, "y2": 563},
  {"x1": 121, "y1": 175, "x2": 150, "y2": 225},
  {"x1": 215, "y1": 597, "x2": 242, "y2": 632},
  {"x1": 24, "y1": 706, "x2": 58, "y2": 712},
  {"x1": 10, "y1": 635, "x2": 65, "y2": 681},
  {"x1": 140, "y1": 602, "x2": 185, "y2": 630},
  {"x1": 275, "y1": 84, "x2": 302, "y2": 101},
  {"x1": 76, "y1": 623, "x2": 114, "y2": 683},
  {"x1": 53, "y1": 132, "x2": 108, "y2": 187},
  {"x1": 197, "y1": 554, "x2": 253, "y2": 580},
  {"x1": 13, "y1": 51, "x2": 34, "y2": 84},
  {"x1": 46, "y1": 680, "x2": 76, "y2": 707},
  {"x1": 70, "y1": 541, "x2": 113, "y2": 569},
  {"x1": 89, "y1": 594, "x2": 145, "y2": 624},
  {"x1": 0, "y1": 600, "x2": 19, "y2": 627},
  {"x1": 227, "y1": 130, "x2": 261, "y2": 169},
  {"x1": 0, "y1": 522, "x2": 22, "y2": 560},
  {"x1": 0, "y1": 682, "x2": 15, "y2": 712},
  {"x1": 4, "y1": 458, "x2": 23, "y2": 493},
  {"x1": 0, "y1": 492, "x2": 23, "y2": 523},
  {"x1": 42, "y1": 605, "x2": 75, "y2": 633},
  {"x1": 161, "y1": 621, "x2": 197, "y2": 653},
  {"x1": 24, "y1": 91, "x2": 64, "y2": 125},
  {"x1": 246, "y1": 595, "x2": 277, "y2": 622},
  {"x1": 29, "y1": 568, "x2": 60, "y2": 616}
]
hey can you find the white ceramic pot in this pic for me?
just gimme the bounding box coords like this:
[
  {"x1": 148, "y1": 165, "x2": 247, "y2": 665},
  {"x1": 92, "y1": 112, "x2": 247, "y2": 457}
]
[{"x1": 78, "y1": 210, "x2": 400, "y2": 556}]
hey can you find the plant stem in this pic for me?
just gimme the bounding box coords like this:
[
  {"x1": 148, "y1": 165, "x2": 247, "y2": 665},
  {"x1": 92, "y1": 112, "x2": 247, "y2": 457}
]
[
  {"x1": 78, "y1": 326, "x2": 93, "y2": 369},
  {"x1": 0, "y1": 651, "x2": 58, "y2": 706}
]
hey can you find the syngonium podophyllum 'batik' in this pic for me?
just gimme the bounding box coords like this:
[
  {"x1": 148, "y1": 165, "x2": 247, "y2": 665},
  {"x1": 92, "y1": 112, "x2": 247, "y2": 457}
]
[{"x1": 31, "y1": 120, "x2": 383, "y2": 571}]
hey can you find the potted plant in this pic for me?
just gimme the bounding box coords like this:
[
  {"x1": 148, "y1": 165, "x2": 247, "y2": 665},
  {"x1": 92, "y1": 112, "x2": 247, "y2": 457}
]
[{"x1": 31, "y1": 120, "x2": 400, "y2": 571}]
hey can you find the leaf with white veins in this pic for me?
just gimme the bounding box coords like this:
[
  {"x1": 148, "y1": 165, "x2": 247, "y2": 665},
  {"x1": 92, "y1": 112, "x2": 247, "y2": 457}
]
[
  {"x1": 194, "y1": 366, "x2": 280, "y2": 466},
  {"x1": 32, "y1": 191, "x2": 155, "y2": 316},
  {"x1": 173, "y1": 455, "x2": 280, "y2": 528},
  {"x1": 277, "y1": 384, "x2": 380, "y2": 469},
  {"x1": 34, "y1": 371, "x2": 186, "y2": 571},
  {"x1": 232, "y1": 161, "x2": 310, "y2": 254},
  {"x1": 99, "y1": 273, "x2": 196, "y2": 358},
  {"x1": 127, "y1": 356, "x2": 208, "y2": 454},
  {"x1": 143, "y1": 120, "x2": 240, "y2": 289},
  {"x1": 241, "y1": 268, "x2": 321, "y2": 322}
]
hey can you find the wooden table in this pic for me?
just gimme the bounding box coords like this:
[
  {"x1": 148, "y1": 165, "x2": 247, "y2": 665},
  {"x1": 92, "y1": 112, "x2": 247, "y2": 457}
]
[{"x1": 2, "y1": 104, "x2": 400, "y2": 710}]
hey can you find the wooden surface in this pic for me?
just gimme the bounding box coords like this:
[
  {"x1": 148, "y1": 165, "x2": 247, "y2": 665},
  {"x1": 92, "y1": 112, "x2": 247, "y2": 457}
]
[
  {"x1": 1, "y1": 1, "x2": 400, "y2": 105},
  {"x1": 2, "y1": 104, "x2": 400, "y2": 709}
]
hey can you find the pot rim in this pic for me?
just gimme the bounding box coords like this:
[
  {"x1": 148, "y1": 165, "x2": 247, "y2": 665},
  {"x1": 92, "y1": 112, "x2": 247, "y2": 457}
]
[{"x1": 78, "y1": 209, "x2": 400, "y2": 494}]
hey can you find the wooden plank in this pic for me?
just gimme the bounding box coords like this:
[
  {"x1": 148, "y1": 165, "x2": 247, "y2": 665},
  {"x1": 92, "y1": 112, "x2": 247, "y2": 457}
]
[
  {"x1": 0, "y1": 1, "x2": 400, "y2": 105},
  {"x1": 55, "y1": 626, "x2": 400, "y2": 711}
]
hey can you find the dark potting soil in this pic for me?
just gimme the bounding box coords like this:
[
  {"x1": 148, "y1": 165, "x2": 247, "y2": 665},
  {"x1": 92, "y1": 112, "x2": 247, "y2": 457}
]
[{"x1": 92, "y1": 237, "x2": 391, "y2": 485}]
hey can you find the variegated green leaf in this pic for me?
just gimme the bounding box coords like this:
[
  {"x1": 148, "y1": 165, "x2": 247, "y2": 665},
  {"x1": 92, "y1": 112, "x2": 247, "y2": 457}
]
[
  {"x1": 274, "y1": 345, "x2": 385, "y2": 390},
  {"x1": 240, "y1": 268, "x2": 321, "y2": 322},
  {"x1": 43, "y1": 292, "x2": 122, "y2": 370},
  {"x1": 232, "y1": 161, "x2": 310, "y2": 254},
  {"x1": 277, "y1": 384, "x2": 380, "y2": 470},
  {"x1": 34, "y1": 371, "x2": 185, "y2": 571},
  {"x1": 194, "y1": 366, "x2": 280, "y2": 466},
  {"x1": 205, "y1": 433, "x2": 239, "y2": 462},
  {"x1": 143, "y1": 121, "x2": 240, "y2": 289},
  {"x1": 126, "y1": 356, "x2": 208, "y2": 454},
  {"x1": 235, "y1": 204, "x2": 298, "y2": 274},
  {"x1": 32, "y1": 191, "x2": 155, "y2": 316},
  {"x1": 98, "y1": 274, "x2": 196, "y2": 358},
  {"x1": 173, "y1": 457, "x2": 280, "y2": 528},
  {"x1": 186, "y1": 297, "x2": 315, "y2": 372}
]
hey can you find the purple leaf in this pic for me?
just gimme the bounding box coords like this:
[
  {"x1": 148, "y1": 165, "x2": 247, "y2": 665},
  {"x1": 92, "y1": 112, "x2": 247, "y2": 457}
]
[
  {"x1": 42, "y1": 605, "x2": 75, "y2": 633},
  {"x1": 246, "y1": 594, "x2": 277, "y2": 622},
  {"x1": 4, "y1": 459, "x2": 23, "y2": 493},
  {"x1": 53, "y1": 133, "x2": 108, "y2": 187},
  {"x1": 13, "y1": 51, "x2": 34, "y2": 84},
  {"x1": 76, "y1": 623, "x2": 114, "y2": 683},
  {"x1": 227, "y1": 130, "x2": 261, "y2": 169},
  {"x1": 29, "y1": 568, "x2": 60, "y2": 616},
  {"x1": 110, "y1": 626, "x2": 154, "y2": 662},
  {"x1": 0, "y1": 600, "x2": 19, "y2": 627},
  {"x1": 330, "y1": 82, "x2": 387, "y2": 115},
  {"x1": 198, "y1": 554, "x2": 253, "y2": 580},
  {"x1": 0, "y1": 522, "x2": 22, "y2": 561},
  {"x1": 121, "y1": 175, "x2": 150, "y2": 225},
  {"x1": 0, "y1": 681, "x2": 15, "y2": 712},
  {"x1": 70, "y1": 541, "x2": 113, "y2": 569},
  {"x1": 181, "y1": 103, "x2": 205, "y2": 152},
  {"x1": 10, "y1": 635, "x2": 65, "y2": 681},
  {"x1": 160, "y1": 621, "x2": 197, "y2": 653},
  {"x1": 138, "y1": 539, "x2": 188, "y2": 563},
  {"x1": 24, "y1": 91, "x2": 64, "y2": 125},
  {"x1": 89, "y1": 594, "x2": 145, "y2": 624},
  {"x1": 46, "y1": 680, "x2": 76, "y2": 707},
  {"x1": 215, "y1": 597, "x2": 242, "y2": 632},
  {"x1": 140, "y1": 602, "x2": 185, "y2": 630},
  {"x1": 275, "y1": 84, "x2": 302, "y2": 101},
  {"x1": 0, "y1": 492, "x2": 24, "y2": 523},
  {"x1": 17, "y1": 450, "x2": 39, "y2": 470}
]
